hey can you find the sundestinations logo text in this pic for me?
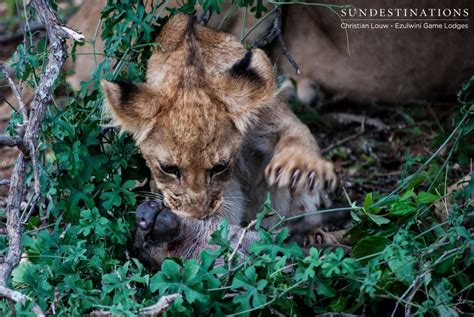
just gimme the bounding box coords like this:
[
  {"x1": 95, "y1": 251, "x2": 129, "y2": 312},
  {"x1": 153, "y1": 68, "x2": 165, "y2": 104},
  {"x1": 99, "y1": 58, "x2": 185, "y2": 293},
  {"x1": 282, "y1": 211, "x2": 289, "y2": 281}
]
[{"x1": 339, "y1": 7, "x2": 470, "y2": 30}]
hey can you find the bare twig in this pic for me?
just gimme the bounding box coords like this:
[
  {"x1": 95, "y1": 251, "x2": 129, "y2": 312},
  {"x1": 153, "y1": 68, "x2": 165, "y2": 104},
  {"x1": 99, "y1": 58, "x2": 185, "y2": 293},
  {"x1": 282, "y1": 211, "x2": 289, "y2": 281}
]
[
  {"x1": 0, "y1": 285, "x2": 44, "y2": 316},
  {"x1": 252, "y1": 6, "x2": 300, "y2": 74},
  {"x1": 198, "y1": 9, "x2": 212, "y2": 26},
  {"x1": 227, "y1": 219, "x2": 257, "y2": 282},
  {"x1": 229, "y1": 219, "x2": 257, "y2": 264},
  {"x1": 321, "y1": 120, "x2": 366, "y2": 154},
  {"x1": 90, "y1": 310, "x2": 112, "y2": 316},
  {"x1": 0, "y1": 135, "x2": 21, "y2": 147},
  {"x1": 0, "y1": 134, "x2": 28, "y2": 157},
  {"x1": 328, "y1": 112, "x2": 389, "y2": 131},
  {"x1": 91, "y1": 294, "x2": 181, "y2": 317},
  {"x1": 0, "y1": 65, "x2": 28, "y2": 122},
  {"x1": 0, "y1": 0, "x2": 83, "y2": 315},
  {"x1": 0, "y1": 22, "x2": 45, "y2": 44},
  {"x1": 44, "y1": 287, "x2": 60, "y2": 315},
  {"x1": 391, "y1": 270, "x2": 430, "y2": 317},
  {"x1": 140, "y1": 294, "x2": 182, "y2": 315},
  {"x1": 404, "y1": 278, "x2": 423, "y2": 317},
  {"x1": 391, "y1": 247, "x2": 462, "y2": 317},
  {"x1": 56, "y1": 26, "x2": 84, "y2": 42}
]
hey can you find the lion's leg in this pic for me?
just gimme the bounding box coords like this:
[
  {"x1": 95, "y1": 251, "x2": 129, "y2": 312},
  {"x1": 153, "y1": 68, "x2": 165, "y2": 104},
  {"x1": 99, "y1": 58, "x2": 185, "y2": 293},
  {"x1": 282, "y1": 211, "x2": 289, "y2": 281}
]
[
  {"x1": 265, "y1": 187, "x2": 321, "y2": 240},
  {"x1": 263, "y1": 101, "x2": 337, "y2": 198},
  {"x1": 268, "y1": 188, "x2": 350, "y2": 247},
  {"x1": 281, "y1": 76, "x2": 326, "y2": 107}
]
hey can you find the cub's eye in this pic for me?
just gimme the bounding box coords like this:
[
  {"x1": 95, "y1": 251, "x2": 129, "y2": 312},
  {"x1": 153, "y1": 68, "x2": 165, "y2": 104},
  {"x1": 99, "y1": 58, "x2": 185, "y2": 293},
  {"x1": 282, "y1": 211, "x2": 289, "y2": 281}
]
[
  {"x1": 210, "y1": 162, "x2": 229, "y2": 176},
  {"x1": 159, "y1": 163, "x2": 180, "y2": 178}
]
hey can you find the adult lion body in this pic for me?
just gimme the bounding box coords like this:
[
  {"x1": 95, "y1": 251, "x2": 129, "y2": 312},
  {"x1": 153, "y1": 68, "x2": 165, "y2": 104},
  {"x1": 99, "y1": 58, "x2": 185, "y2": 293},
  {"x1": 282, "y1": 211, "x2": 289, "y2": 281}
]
[
  {"x1": 276, "y1": 0, "x2": 474, "y2": 103},
  {"x1": 92, "y1": 0, "x2": 474, "y2": 105}
]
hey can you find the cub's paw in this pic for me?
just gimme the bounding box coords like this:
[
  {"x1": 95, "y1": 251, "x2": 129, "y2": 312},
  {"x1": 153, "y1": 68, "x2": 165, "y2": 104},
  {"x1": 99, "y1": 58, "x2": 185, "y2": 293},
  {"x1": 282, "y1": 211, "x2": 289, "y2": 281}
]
[
  {"x1": 265, "y1": 147, "x2": 336, "y2": 194},
  {"x1": 302, "y1": 227, "x2": 340, "y2": 247},
  {"x1": 301, "y1": 228, "x2": 351, "y2": 254}
]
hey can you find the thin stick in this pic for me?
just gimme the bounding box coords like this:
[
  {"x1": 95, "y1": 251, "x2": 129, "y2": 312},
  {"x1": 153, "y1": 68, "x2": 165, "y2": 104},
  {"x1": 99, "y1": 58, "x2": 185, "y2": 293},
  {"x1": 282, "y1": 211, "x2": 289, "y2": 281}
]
[
  {"x1": 229, "y1": 219, "x2": 257, "y2": 265},
  {"x1": 252, "y1": 7, "x2": 300, "y2": 74},
  {"x1": 322, "y1": 119, "x2": 366, "y2": 154},
  {"x1": 140, "y1": 294, "x2": 181, "y2": 315},
  {"x1": 198, "y1": 9, "x2": 212, "y2": 25},
  {"x1": 227, "y1": 219, "x2": 257, "y2": 282},
  {"x1": 0, "y1": 134, "x2": 28, "y2": 157},
  {"x1": 0, "y1": 22, "x2": 44, "y2": 44},
  {"x1": 0, "y1": 64, "x2": 28, "y2": 123}
]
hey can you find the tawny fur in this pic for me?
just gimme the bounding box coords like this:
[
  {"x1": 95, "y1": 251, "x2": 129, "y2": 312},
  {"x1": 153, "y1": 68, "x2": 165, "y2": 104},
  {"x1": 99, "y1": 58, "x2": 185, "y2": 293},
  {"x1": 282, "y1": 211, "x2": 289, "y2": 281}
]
[{"x1": 102, "y1": 14, "x2": 336, "y2": 240}]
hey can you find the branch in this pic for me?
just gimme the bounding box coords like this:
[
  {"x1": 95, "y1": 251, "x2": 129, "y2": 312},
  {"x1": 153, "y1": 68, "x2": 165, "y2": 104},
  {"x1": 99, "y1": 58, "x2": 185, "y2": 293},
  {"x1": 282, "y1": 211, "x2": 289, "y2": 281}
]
[
  {"x1": 226, "y1": 219, "x2": 257, "y2": 282},
  {"x1": 328, "y1": 112, "x2": 389, "y2": 131},
  {"x1": 140, "y1": 294, "x2": 181, "y2": 315},
  {"x1": 0, "y1": 180, "x2": 10, "y2": 186},
  {"x1": 0, "y1": 285, "x2": 44, "y2": 316},
  {"x1": 252, "y1": 6, "x2": 300, "y2": 74},
  {"x1": 0, "y1": 64, "x2": 28, "y2": 123},
  {"x1": 391, "y1": 270, "x2": 431, "y2": 317},
  {"x1": 198, "y1": 9, "x2": 212, "y2": 26},
  {"x1": 0, "y1": 22, "x2": 45, "y2": 44},
  {"x1": 228, "y1": 219, "x2": 257, "y2": 264},
  {"x1": 0, "y1": 135, "x2": 29, "y2": 157},
  {"x1": 0, "y1": 0, "x2": 83, "y2": 315},
  {"x1": 321, "y1": 119, "x2": 366, "y2": 154}
]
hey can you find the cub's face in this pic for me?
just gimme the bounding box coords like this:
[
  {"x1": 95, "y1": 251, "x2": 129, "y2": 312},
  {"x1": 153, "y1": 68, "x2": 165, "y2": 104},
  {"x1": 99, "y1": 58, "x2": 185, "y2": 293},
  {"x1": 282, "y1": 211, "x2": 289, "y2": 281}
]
[
  {"x1": 102, "y1": 14, "x2": 275, "y2": 219},
  {"x1": 138, "y1": 92, "x2": 243, "y2": 219}
]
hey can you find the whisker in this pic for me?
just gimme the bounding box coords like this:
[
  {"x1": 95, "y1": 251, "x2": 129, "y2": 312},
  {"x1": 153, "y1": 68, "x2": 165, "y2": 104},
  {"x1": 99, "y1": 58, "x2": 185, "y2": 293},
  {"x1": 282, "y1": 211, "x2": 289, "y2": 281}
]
[
  {"x1": 222, "y1": 202, "x2": 235, "y2": 207},
  {"x1": 137, "y1": 195, "x2": 163, "y2": 200},
  {"x1": 221, "y1": 204, "x2": 234, "y2": 213},
  {"x1": 213, "y1": 210, "x2": 224, "y2": 218},
  {"x1": 225, "y1": 194, "x2": 251, "y2": 202},
  {"x1": 137, "y1": 191, "x2": 163, "y2": 198},
  {"x1": 137, "y1": 190, "x2": 163, "y2": 194}
]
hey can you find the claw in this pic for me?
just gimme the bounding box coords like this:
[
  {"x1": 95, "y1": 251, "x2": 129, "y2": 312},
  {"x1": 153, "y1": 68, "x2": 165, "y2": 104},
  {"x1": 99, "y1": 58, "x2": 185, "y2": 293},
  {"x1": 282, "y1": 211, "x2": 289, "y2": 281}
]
[
  {"x1": 290, "y1": 169, "x2": 301, "y2": 191},
  {"x1": 308, "y1": 171, "x2": 316, "y2": 191},
  {"x1": 266, "y1": 166, "x2": 272, "y2": 178},
  {"x1": 275, "y1": 167, "x2": 282, "y2": 185},
  {"x1": 326, "y1": 179, "x2": 333, "y2": 191}
]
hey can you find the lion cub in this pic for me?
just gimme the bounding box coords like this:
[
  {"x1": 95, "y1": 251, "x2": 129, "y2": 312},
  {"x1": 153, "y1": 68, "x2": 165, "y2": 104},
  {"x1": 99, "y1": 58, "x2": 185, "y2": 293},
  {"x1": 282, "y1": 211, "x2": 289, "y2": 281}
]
[{"x1": 102, "y1": 15, "x2": 336, "y2": 247}]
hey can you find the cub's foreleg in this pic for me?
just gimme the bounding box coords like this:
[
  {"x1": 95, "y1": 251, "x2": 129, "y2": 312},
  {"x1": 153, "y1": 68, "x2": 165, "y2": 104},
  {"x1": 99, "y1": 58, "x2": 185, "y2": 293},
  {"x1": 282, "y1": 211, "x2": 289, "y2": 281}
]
[{"x1": 262, "y1": 101, "x2": 337, "y2": 236}]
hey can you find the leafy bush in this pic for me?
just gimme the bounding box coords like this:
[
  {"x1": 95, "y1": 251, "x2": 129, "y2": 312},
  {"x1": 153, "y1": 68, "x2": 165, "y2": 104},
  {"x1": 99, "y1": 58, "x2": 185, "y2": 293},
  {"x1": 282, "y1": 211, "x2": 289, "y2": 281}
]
[{"x1": 0, "y1": 0, "x2": 472, "y2": 315}]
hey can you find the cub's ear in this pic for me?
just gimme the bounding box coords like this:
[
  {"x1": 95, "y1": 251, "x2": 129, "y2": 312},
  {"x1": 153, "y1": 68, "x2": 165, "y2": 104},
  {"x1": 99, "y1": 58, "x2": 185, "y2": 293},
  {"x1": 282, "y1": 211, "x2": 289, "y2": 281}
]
[
  {"x1": 101, "y1": 80, "x2": 161, "y2": 141},
  {"x1": 217, "y1": 49, "x2": 276, "y2": 134}
]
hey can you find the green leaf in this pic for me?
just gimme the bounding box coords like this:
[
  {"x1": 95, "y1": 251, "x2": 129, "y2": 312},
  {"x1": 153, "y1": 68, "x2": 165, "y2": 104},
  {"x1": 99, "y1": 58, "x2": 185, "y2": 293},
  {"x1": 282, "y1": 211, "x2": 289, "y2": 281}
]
[
  {"x1": 400, "y1": 188, "x2": 415, "y2": 201},
  {"x1": 232, "y1": 266, "x2": 268, "y2": 313},
  {"x1": 389, "y1": 201, "x2": 416, "y2": 217},
  {"x1": 364, "y1": 192, "x2": 373, "y2": 210},
  {"x1": 316, "y1": 279, "x2": 336, "y2": 298},
  {"x1": 150, "y1": 260, "x2": 209, "y2": 305},
  {"x1": 416, "y1": 191, "x2": 440, "y2": 204},
  {"x1": 352, "y1": 236, "x2": 391, "y2": 261},
  {"x1": 366, "y1": 213, "x2": 391, "y2": 225}
]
